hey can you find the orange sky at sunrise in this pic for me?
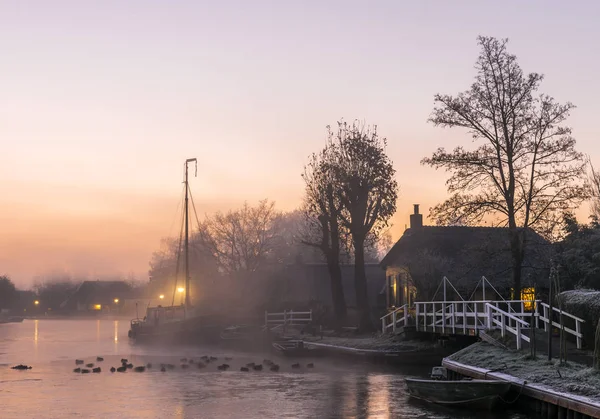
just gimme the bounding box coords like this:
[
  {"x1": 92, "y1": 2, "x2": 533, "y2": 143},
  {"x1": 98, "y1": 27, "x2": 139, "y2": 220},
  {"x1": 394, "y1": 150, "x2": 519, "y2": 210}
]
[{"x1": 2, "y1": 1, "x2": 599, "y2": 287}]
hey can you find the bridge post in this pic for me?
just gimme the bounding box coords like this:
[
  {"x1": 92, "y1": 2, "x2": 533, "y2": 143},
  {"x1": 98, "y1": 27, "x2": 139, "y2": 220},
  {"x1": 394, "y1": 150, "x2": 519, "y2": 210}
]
[
  {"x1": 381, "y1": 316, "x2": 386, "y2": 333},
  {"x1": 392, "y1": 310, "x2": 397, "y2": 332},
  {"x1": 576, "y1": 320, "x2": 582, "y2": 349},
  {"x1": 516, "y1": 321, "x2": 522, "y2": 350},
  {"x1": 404, "y1": 305, "x2": 408, "y2": 327},
  {"x1": 415, "y1": 303, "x2": 420, "y2": 331}
]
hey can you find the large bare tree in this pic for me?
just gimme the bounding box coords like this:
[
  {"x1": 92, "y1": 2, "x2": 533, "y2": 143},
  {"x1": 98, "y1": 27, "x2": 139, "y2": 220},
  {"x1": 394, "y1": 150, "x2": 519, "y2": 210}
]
[
  {"x1": 327, "y1": 120, "x2": 398, "y2": 331},
  {"x1": 422, "y1": 36, "x2": 587, "y2": 294},
  {"x1": 301, "y1": 147, "x2": 347, "y2": 323}
]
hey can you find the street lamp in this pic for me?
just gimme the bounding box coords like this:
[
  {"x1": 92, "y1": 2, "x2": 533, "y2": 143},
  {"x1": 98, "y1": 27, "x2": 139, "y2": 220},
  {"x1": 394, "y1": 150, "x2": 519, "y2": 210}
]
[
  {"x1": 34, "y1": 300, "x2": 39, "y2": 306},
  {"x1": 114, "y1": 298, "x2": 119, "y2": 304},
  {"x1": 177, "y1": 287, "x2": 184, "y2": 293},
  {"x1": 159, "y1": 294, "x2": 165, "y2": 300}
]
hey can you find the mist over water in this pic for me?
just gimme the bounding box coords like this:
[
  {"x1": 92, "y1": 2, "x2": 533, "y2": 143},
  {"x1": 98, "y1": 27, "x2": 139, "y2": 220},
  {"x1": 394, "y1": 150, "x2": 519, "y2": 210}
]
[{"x1": 0, "y1": 320, "x2": 528, "y2": 418}]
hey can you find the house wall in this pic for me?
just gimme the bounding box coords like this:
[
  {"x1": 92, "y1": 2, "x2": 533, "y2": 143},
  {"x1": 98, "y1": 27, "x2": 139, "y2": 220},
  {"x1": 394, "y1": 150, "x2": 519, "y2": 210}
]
[{"x1": 384, "y1": 265, "x2": 416, "y2": 309}]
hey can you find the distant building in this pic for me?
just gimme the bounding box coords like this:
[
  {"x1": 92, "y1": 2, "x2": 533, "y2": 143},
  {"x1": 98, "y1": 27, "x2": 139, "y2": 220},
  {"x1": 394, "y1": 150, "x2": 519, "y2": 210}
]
[
  {"x1": 273, "y1": 262, "x2": 387, "y2": 313},
  {"x1": 61, "y1": 280, "x2": 132, "y2": 313},
  {"x1": 380, "y1": 205, "x2": 551, "y2": 309}
]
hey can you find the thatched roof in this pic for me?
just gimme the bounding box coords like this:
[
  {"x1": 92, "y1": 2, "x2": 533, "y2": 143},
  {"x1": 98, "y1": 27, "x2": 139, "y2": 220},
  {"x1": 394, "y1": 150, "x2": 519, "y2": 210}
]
[{"x1": 380, "y1": 226, "x2": 552, "y2": 293}]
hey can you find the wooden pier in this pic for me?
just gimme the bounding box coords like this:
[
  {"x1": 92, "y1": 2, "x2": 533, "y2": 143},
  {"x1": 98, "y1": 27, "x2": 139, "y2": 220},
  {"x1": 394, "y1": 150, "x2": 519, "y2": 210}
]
[{"x1": 443, "y1": 358, "x2": 600, "y2": 419}]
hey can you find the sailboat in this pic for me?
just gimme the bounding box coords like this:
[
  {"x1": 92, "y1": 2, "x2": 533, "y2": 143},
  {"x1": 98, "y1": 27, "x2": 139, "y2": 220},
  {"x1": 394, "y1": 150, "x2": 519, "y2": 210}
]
[{"x1": 128, "y1": 158, "x2": 220, "y2": 344}]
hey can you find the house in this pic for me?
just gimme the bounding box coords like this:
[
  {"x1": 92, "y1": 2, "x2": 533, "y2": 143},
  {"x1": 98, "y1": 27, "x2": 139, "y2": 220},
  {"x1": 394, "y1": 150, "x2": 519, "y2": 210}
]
[
  {"x1": 271, "y1": 262, "x2": 387, "y2": 312},
  {"x1": 61, "y1": 280, "x2": 133, "y2": 313},
  {"x1": 379, "y1": 205, "x2": 552, "y2": 309}
]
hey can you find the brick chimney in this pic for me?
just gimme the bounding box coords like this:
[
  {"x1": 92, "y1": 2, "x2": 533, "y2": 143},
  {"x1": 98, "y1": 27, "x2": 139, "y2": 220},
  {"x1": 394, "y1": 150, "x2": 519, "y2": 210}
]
[{"x1": 410, "y1": 204, "x2": 423, "y2": 229}]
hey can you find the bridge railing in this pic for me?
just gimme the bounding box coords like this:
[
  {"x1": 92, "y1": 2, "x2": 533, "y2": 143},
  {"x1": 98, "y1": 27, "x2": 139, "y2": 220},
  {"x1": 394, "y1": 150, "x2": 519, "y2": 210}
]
[
  {"x1": 380, "y1": 304, "x2": 409, "y2": 333},
  {"x1": 539, "y1": 302, "x2": 584, "y2": 349},
  {"x1": 264, "y1": 310, "x2": 313, "y2": 330},
  {"x1": 485, "y1": 302, "x2": 530, "y2": 350}
]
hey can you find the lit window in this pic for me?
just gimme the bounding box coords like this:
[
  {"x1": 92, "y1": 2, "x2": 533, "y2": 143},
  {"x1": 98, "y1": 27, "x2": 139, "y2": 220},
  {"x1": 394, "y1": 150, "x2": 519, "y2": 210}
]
[
  {"x1": 93, "y1": 304, "x2": 102, "y2": 310},
  {"x1": 520, "y1": 288, "x2": 536, "y2": 311}
]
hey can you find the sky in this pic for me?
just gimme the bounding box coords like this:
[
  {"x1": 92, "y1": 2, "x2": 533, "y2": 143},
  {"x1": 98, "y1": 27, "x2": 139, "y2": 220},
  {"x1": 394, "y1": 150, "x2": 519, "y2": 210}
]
[{"x1": 1, "y1": 1, "x2": 600, "y2": 287}]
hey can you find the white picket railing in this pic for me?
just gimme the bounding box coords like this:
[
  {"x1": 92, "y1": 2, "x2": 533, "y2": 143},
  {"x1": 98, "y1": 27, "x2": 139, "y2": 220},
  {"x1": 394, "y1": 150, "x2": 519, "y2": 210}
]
[
  {"x1": 539, "y1": 302, "x2": 584, "y2": 349},
  {"x1": 485, "y1": 302, "x2": 530, "y2": 350},
  {"x1": 406, "y1": 299, "x2": 585, "y2": 350},
  {"x1": 264, "y1": 309, "x2": 312, "y2": 330},
  {"x1": 380, "y1": 304, "x2": 409, "y2": 333}
]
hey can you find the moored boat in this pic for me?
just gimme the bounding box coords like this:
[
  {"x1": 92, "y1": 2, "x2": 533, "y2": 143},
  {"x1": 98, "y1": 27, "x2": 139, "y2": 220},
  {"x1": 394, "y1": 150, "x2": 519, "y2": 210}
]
[
  {"x1": 405, "y1": 367, "x2": 512, "y2": 410},
  {"x1": 272, "y1": 340, "x2": 324, "y2": 357},
  {"x1": 128, "y1": 158, "x2": 221, "y2": 344}
]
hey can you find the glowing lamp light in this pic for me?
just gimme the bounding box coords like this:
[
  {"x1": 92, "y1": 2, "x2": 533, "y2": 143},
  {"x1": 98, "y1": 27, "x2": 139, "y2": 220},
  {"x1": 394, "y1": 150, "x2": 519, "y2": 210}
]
[
  {"x1": 34, "y1": 300, "x2": 40, "y2": 306},
  {"x1": 159, "y1": 294, "x2": 165, "y2": 300},
  {"x1": 177, "y1": 287, "x2": 185, "y2": 293},
  {"x1": 94, "y1": 304, "x2": 102, "y2": 310},
  {"x1": 114, "y1": 298, "x2": 119, "y2": 304}
]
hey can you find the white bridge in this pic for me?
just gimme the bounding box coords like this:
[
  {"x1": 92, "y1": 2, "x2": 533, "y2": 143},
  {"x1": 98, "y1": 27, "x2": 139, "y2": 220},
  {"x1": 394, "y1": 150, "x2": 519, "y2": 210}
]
[{"x1": 380, "y1": 277, "x2": 584, "y2": 350}]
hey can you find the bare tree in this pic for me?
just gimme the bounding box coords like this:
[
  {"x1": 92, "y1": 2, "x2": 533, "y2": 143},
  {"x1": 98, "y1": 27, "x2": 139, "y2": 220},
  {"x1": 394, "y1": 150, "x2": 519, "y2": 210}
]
[
  {"x1": 301, "y1": 148, "x2": 347, "y2": 323},
  {"x1": 588, "y1": 157, "x2": 600, "y2": 220},
  {"x1": 198, "y1": 200, "x2": 281, "y2": 275},
  {"x1": 423, "y1": 36, "x2": 588, "y2": 295},
  {"x1": 327, "y1": 120, "x2": 398, "y2": 331}
]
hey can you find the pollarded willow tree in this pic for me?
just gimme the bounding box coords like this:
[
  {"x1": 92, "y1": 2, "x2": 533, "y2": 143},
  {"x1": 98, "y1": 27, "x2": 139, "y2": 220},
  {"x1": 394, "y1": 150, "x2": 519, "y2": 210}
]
[
  {"x1": 327, "y1": 120, "x2": 398, "y2": 331},
  {"x1": 422, "y1": 36, "x2": 588, "y2": 294},
  {"x1": 301, "y1": 148, "x2": 347, "y2": 324}
]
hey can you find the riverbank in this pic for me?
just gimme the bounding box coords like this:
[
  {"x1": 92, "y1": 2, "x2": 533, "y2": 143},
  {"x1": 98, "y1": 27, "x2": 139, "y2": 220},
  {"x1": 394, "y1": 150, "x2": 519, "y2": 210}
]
[
  {"x1": 447, "y1": 342, "x2": 600, "y2": 403},
  {"x1": 302, "y1": 333, "x2": 438, "y2": 352}
]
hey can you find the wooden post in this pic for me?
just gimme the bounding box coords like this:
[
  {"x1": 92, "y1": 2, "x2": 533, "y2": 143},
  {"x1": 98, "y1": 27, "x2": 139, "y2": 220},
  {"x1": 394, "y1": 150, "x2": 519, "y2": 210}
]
[
  {"x1": 415, "y1": 303, "x2": 420, "y2": 331},
  {"x1": 576, "y1": 319, "x2": 582, "y2": 350},
  {"x1": 392, "y1": 310, "x2": 397, "y2": 332},
  {"x1": 403, "y1": 305, "x2": 408, "y2": 327},
  {"x1": 381, "y1": 316, "x2": 386, "y2": 333},
  {"x1": 516, "y1": 320, "x2": 522, "y2": 350}
]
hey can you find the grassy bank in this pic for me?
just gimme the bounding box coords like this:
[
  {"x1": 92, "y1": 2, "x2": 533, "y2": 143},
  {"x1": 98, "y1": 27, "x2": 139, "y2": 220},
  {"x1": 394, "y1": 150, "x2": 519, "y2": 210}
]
[{"x1": 448, "y1": 342, "x2": 600, "y2": 402}]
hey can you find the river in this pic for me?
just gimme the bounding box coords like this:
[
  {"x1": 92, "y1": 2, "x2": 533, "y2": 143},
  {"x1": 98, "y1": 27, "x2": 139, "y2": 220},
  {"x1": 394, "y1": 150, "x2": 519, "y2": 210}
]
[{"x1": 0, "y1": 319, "x2": 529, "y2": 418}]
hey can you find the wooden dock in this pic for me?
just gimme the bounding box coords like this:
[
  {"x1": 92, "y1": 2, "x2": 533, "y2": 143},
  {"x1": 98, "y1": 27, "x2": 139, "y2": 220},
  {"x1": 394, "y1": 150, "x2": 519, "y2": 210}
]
[{"x1": 443, "y1": 358, "x2": 600, "y2": 419}]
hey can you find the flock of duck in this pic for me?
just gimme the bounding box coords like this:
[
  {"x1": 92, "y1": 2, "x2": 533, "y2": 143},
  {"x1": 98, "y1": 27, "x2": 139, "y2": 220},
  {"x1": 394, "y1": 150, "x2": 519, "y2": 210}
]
[{"x1": 66, "y1": 356, "x2": 315, "y2": 374}]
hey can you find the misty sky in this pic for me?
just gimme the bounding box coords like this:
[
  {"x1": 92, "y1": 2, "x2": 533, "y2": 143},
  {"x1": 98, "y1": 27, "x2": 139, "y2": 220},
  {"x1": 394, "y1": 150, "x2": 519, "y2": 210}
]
[{"x1": 2, "y1": 1, "x2": 599, "y2": 287}]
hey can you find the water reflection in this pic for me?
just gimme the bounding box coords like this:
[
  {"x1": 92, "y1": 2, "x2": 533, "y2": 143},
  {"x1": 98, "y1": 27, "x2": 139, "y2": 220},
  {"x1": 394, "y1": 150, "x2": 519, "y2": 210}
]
[
  {"x1": 367, "y1": 374, "x2": 390, "y2": 418},
  {"x1": 0, "y1": 320, "x2": 530, "y2": 419}
]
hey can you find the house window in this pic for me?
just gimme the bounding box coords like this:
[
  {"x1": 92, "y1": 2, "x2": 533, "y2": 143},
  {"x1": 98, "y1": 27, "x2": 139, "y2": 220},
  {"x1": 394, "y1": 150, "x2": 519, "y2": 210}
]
[{"x1": 520, "y1": 288, "x2": 535, "y2": 311}]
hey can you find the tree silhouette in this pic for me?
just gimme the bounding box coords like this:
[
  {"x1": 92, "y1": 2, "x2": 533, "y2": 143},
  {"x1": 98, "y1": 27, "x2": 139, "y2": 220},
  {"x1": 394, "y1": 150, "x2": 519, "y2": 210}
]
[
  {"x1": 327, "y1": 120, "x2": 398, "y2": 331},
  {"x1": 423, "y1": 36, "x2": 587, "y2": 294}
]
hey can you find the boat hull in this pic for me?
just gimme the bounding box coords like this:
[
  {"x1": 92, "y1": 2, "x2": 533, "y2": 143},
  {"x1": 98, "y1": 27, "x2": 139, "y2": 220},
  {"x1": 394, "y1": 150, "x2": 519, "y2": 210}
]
[
  {"x1": 128, "y1": 315, "x2": 223, "y2": 345},
  {"x1": 405, "y1": 378, "x2": 511, "y2": 410}
]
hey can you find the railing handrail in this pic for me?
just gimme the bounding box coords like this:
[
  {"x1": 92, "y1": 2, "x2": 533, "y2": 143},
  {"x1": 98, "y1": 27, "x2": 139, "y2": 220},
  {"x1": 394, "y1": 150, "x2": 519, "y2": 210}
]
[
  {"x1": 539, "y1": 302, "x2": 585, "y2": 323},
  {"x1": 379, "y1": 304, "x2": 409, "y2": 321},
  {"x1": 484, "y1": 303, "x2": 530, "y2": 326}
]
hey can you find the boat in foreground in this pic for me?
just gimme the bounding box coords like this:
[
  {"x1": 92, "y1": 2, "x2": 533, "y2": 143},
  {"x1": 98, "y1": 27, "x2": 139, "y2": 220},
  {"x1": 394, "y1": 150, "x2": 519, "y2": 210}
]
[{"x1": 405, "y1": 368, "x2": 511, "y2": 410}]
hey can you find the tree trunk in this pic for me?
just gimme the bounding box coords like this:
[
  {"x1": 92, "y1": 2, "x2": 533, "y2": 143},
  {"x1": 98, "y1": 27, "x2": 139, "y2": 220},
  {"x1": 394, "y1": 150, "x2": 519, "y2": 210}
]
[
  {"x1": 594, "y1": 318, "x2": 600, "y2": 370},
  {"x1": 353, "y1": 236, "x2": 372, "y2": 331},
  {"x1": 509, "y1": 228, "x2": 524, "y2": 298},
  {"x1": 326, "y1": 255, "x2": 346, "y2": 328}
]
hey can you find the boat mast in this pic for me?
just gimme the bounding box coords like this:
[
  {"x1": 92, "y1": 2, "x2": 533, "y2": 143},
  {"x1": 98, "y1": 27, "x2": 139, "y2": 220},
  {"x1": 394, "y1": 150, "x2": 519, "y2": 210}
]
[{"x1": 184, "y1": 158, "x2": 197, "y2": 309}]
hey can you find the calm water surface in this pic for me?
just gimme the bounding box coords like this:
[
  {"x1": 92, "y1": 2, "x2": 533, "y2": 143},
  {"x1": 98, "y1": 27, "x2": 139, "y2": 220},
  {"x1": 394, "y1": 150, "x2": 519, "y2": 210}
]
[{"x1": 0, "y1": 319, "x2": 528, "y2": 418}]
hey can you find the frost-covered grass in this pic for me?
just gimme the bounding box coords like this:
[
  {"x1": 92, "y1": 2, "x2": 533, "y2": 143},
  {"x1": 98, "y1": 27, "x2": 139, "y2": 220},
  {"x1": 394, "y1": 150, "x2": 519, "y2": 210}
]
[{"x1": 449, "y1": 342, "x2": 600, "y2": 401}]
